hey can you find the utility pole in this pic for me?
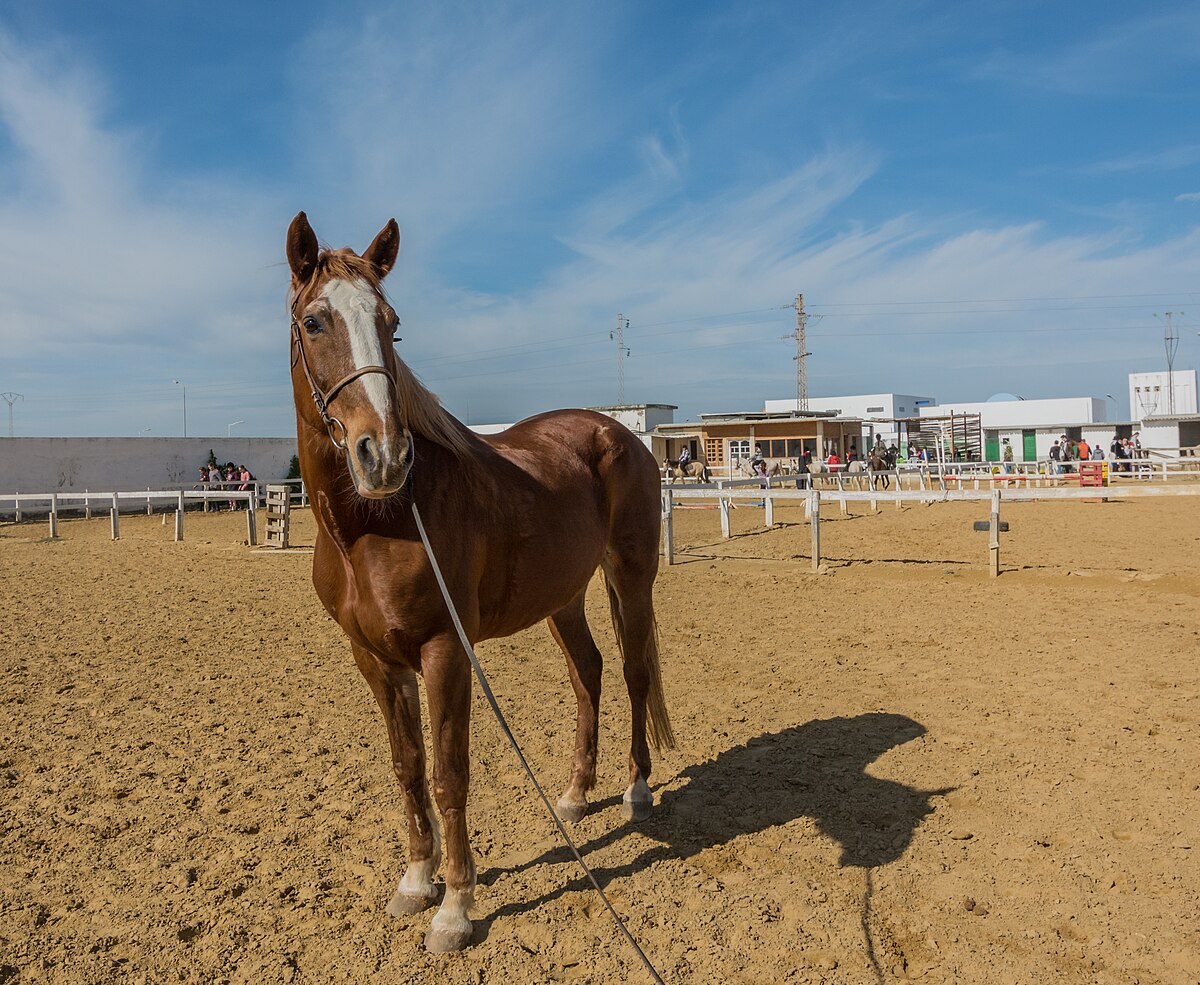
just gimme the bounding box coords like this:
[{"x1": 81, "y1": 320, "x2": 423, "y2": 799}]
[
  {"x1": 1155, "y1": 311, "x2": 1182, "y2": 415},
  {"x1": 781, "y1": 295, "x2": 810, "y2": 412},
  {"x1": 611, "y1": 314, "x2": 630, "y2": 405},
  {"x1": 0, "y1": 392, "x2": 23, "y2": 437}
]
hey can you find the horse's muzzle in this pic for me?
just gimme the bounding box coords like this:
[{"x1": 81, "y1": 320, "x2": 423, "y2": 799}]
[{"x1": 349, "y1": 428, "x2": 413, "y2": 498}]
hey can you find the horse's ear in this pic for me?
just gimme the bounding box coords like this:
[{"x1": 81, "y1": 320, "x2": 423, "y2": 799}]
[
  {"x1": 287, "y1": 211, "x2": 319, "y2": 285},
  {"x1": 362, "y1": 219, "x2": 400, "y2": 278}
]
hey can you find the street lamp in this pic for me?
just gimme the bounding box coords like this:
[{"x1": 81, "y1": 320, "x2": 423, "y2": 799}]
[
  {"x1": 227, "y1": 420, "x2": 244, "y2": 437},
  {"x1": 172, "y1": 380, "x2": 187, "y2": 437}
]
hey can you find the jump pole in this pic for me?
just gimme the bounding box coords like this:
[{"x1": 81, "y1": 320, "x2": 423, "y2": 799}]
[
  {"x1": 174, "y1": 491, "x2": 184, "y2": 542},
  {"x1": 719, "y1": 496, "x2": 731, "y2": 538},
  {"x1": 110, "y1": 493, "x2": 120, "y2": 540},
  {"x1": 661, "y1": 492, "x2": 674, "y2": 566},
  {"x1": 246, "y1": 500, "x2": 258, "y2": 546},
  {"x1": 49, "y1": 494, "x2": 58, "y2": 538}
]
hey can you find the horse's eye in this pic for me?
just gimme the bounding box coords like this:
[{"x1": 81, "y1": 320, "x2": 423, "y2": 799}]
[{"x1": 302, "y1": 316, "x2": 321, "y2": 335}]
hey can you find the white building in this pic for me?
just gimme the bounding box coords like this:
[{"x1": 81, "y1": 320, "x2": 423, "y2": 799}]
[
  {"x1": 920, "y1": 396, "x2": 1108, "y2": 462},
  {"x1": 1129, "y1": 370, "x2": 1198, "y2": 419},
  {"x1": 764, "y1": 393, "x2": 936, "y2": 445}
]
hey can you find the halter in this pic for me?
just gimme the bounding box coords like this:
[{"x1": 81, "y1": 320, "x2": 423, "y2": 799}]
[{"x1": 289, "y1": 295, "x2": 398, "y2": 451}]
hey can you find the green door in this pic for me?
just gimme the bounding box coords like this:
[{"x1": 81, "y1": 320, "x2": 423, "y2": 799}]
[
  {"x1": 984, "y1": 433, "x2": 1000, "y2": 463},
  {"x1": 1022, "y1": 430, "x2": 1037, "y2": 462}
]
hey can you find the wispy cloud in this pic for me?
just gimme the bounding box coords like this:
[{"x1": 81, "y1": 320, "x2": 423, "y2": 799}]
[{"x1": 1176, "y1": 191, "x2": 1200, "y2": 203}]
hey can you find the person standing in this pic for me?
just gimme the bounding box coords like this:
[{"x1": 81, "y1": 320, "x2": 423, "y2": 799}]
[
  {"x1": 1049, "y1": 440, "x2": 1062, "y2": 474},
  {"x1": 1001, "y1": 438, "x2": 1014, "y2": 473}
]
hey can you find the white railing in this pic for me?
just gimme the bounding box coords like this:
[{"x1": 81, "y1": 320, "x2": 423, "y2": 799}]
[
  {"x1": 659, "y1": 482, "x2": 1200, "y2": 573},
  {"x1": 0, "y1": 488, "x2": 259, "y2": 543}
]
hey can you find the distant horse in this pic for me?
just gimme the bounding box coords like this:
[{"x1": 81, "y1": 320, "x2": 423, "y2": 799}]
[
  {"x1": 867, "y1": 450, "x2": 891, "y2": 490},
  {"x1": 667, "y1": 460, "x2": 712, "y2": 483},
  {"x1": 285, "y1": 212, "x2": 674, "y2": 952}
]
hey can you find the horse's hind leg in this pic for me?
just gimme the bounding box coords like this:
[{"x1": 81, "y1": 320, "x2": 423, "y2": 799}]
[
  {"x1": 350, "y1": 644, "x2": 440, "y2": 917},
  {"x1": 602, "y1": 552, "x2": 674, "y2": 823},
  {"x1": 546, "y1": 589, "x2": 603, "y2": 823}
]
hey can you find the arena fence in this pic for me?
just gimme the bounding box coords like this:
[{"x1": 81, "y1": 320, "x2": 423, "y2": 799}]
[
  {"x1": 660, "y1": 482, "x2": 1200, "y2": 575},
  {"x1": 0, "y1": 488, "x2": 259, "y2": 544}
]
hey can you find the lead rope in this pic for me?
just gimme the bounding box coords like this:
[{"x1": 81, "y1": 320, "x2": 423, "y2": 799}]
[{"x1": 410, "y1": 500, "x2": 667, "y2": 985}]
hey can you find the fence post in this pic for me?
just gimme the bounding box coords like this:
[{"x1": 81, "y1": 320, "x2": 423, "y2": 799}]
[
  {"x1": 85, "y1": 490, "x2": 91, "y2": 520},
  {"x1": 895, "y1": 472, "x2": 902, "y2": 510},
  {"x1": 110, "y1": 493, "x2": 120, "y2": 540},
  {"x1": 49, "y1": 494, "x2": 59, "y2": 538},
  {"x1": 810, "y1": 490, "x2": 821, "y2": 572},
  {"x1": 662, "y1": 492, "x2": 674, "y2": 566},
  {"x1": 174, "y1": 491, "x2": 184, "y2": 542},
  {"x1": 764, "y1": 490, "x2": 775, "y2": 527},
  {"x1": 146, "y1": 488, "x2": 153, "y2": 515},
  {"x1": 989, "y1": 488, "x2": 1001, "y2": 577},
  {"x1": 246, "y1": 501, "x2": 257, "y2": 546},
  {"x1": 14, "y1": 493, "x2": 20, "y2": 524},
  {"x1": 719, "y1": 496, "x2": 731, "y2": 538}
]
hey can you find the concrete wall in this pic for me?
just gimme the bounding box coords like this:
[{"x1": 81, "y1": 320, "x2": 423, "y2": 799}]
[{"x1": 0, "y1": 437, "x2": 298, "y2": 493}]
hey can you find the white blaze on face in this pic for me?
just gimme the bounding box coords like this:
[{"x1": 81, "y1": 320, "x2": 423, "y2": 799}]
[{"x1": 321, "y1": 277, "x2": 391, "y2": 424}]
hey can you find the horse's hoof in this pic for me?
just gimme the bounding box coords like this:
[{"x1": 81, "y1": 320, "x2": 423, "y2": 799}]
[
  {"x1": 622, "y1": 777, "x2": 653, "y2": 822},
  {"x1": 555, "y1": 798, "x2": 589, "y2": 824},
  {"x1": 424, "y1": 922, "x2": 473, "y2": 952},
  {"x1": 386, "y1": 888, "x2": 436, "y2": 917}
]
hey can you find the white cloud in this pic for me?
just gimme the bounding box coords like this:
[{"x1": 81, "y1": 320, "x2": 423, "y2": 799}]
[{"x1": 1176, "y1": 191, "x2": 1200, "y2": 203}]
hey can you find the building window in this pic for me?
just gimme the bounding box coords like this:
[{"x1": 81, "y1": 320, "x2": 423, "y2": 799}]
[
  {"x1": 728, "y1": 439, "x2": 751, "y2": 463},
  {"x1": 867, "y1": 406, "x2": 884, "y2": 413},
  {"x1": 704, "y1": 438, "x2": 723, "y2": 464}
]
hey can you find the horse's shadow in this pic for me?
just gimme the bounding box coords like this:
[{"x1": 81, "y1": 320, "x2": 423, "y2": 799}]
[{"x1": 478, "y1": 712, "x2": 949, "y2": 924}]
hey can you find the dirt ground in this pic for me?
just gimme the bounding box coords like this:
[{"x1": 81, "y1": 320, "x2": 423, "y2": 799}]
[{"x1": 1, "y1": 491, "x2": 1198, "y2": 985}]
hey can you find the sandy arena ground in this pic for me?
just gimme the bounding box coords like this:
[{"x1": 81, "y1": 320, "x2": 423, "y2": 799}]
[{"x1": 1, "y1": 490, "x2": 1198, "y2": 985}]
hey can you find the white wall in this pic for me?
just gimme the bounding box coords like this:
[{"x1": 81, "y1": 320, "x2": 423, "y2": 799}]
[
  {"x1": 924, "y1": 396, "x2": 1105, "y2": 429},
  {"x1": 1129, "y1": 370, "x2": 1198, "y2": 418},
  {"x1": 765, "y1": 393, "x2": 936, "y2": 418},
  {"x1": 0, "y1": 437, "x2": 298, "y2": 493}
]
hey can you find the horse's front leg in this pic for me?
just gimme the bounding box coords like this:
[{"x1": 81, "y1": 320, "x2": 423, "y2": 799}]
[
  {"x1": 350, "y1": 644, "x2": 440, "y2": 917},
  {"x1": 422, "y1": 634, "x2": 476, "y2": 952}
]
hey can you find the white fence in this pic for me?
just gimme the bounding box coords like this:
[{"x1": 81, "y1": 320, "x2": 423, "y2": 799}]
[
  {"x1": 659, "y1": 482, "x2": 1200, "y2": 574},
  {"x1": 0, "y1": 487, "x2": 259, "y2": 544}
]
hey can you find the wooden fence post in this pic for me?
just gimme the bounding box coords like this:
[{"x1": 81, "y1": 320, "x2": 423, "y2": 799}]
[
  {"x1": 14, "y1": 494, "x2": 21, "y2": 524},
  {"x1": 719, "y1": 496, "x2": 731, "y2": 538},
  {"x1": 146, "y1": 488, "x2": 153, "y2": 515},
  {"x1": 84, "y1": 490, "x2": 91, "y2": 520},
  {"x1": 764, "y1": 490, "x2": 775, "y2": 527},
  {"x1": 810, "y1": 490, "x2": 821, "y2": 572},
  {"x1": 49, "y1": 494, "x2": 59, "y2": 538},
  {"x1": 110, "y1": 493, "x2": 120, "y2": 540},
  {"x1": 989, "y1": 488, "x2": 1001, "y2": 577},
  {"x1": 174, "y1": 491, "x2": 184, "y2": 542},
  {"x1": 246, "y1": 503, "x2": 257, "y2": 546}
]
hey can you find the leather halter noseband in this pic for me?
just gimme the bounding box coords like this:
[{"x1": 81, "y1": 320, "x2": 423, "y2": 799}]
[{"x1": 289, "y1": 295, "x2": 398, "y2": 451}]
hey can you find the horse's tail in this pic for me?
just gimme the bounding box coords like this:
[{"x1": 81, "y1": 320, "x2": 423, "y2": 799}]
[{"x1": 603, "y1": 574, "x2": 675, "y2": 753}]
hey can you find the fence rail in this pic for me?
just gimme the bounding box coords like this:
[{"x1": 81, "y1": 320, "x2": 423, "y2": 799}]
[
  {"x1": 660, "y1": 482, "x2": 1200, "y2": 574},
  {"x1": 0, "y1": 488, "x2": 259, "y2": 544}
]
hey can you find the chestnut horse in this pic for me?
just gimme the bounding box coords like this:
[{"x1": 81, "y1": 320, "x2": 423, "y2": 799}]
[{"x1": 285, "y1": 212, "x2": 674, "y2": 952}]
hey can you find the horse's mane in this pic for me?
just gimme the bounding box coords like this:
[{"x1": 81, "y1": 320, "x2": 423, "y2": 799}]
[{"x1": 293, "y1": 249, "x2": 474, "y2": 460}]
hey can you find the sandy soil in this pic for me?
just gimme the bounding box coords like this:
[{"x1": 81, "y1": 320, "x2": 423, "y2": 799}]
[{"x1": 1, "y1": 492, "x2": 1198, "y2": 985}]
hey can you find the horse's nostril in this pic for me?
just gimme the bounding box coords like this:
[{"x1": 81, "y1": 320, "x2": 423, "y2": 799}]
[{"x1": 356, "y1": 435, "x2": 379, "y2": 475}]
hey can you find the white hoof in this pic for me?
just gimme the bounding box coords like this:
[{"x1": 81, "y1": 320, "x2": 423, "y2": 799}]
[
  {"x1": 425, "y1": 896, "x2": 473, "y2": 952},
  {"x1": 555, "y1": 795, "x2": 589, "y2": 824},
  {"x1": 386, "y1": 885, "x2": 436, "y2": 917},
  {"x1": 621, "y1": 777, "x2": 653, "y2": 822}
]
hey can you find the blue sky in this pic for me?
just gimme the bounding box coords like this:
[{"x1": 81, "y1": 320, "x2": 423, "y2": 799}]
[{"x1": 2, "y1": 2, "x2": 1199, "y2": 436}]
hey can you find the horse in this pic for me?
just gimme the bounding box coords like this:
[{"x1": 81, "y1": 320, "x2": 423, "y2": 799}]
[
  {"x1": 667, "y1": 460, "x2": 712, "y2": 483},
  {"x1": 867, "y1": 450, "x2": 891, "y2": 490},
  {"x1": 284, "y1": 212, "x2": 674, "y2": 952}
]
